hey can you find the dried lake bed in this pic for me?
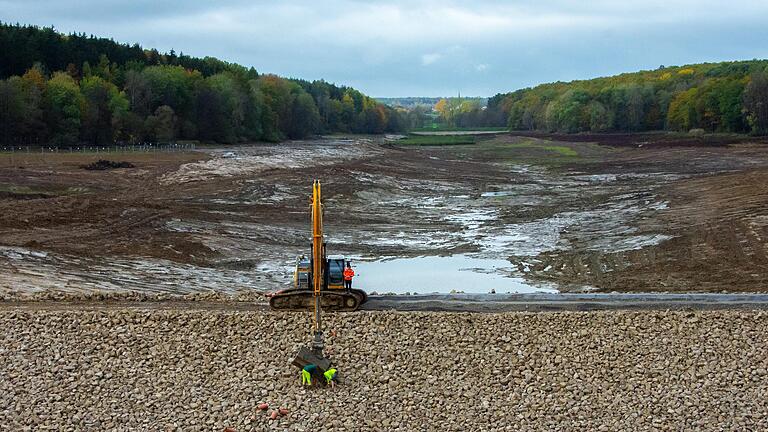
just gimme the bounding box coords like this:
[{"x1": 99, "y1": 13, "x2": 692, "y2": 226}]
[{"x1": 2, "y1": 135, "x2": 768, "y2": 298}]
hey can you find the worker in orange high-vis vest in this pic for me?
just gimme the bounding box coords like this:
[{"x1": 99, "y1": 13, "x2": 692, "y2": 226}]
[{"x1": 343, "y1": 262, "x2": 355, "y2": 289}]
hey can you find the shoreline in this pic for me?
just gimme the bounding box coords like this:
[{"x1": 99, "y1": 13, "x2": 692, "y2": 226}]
[{"x1": 2, "y1": 292, "x2": 768, "y2": 313}]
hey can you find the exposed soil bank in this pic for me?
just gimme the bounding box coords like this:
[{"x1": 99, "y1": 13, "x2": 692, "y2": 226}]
[
  {"x1": 509, "y1": 130, "x2": 768, "y2": 148},
  {"x1": 1, "y1": 309, "x2": 766, "y2": 430}
]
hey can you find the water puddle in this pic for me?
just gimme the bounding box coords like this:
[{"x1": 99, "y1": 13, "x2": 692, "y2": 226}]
[
  {"x1": 444, "y1": 208, "x2": 497, "y2": 230},
  {"x1": 353, "y1": 255, "x2": 557, "y2": 294},
  {"x1": 481, "y1": 191, "x2": 514, "y2": 197}
]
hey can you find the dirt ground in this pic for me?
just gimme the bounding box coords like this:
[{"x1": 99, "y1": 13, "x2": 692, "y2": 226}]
[{"x1": 1, "y1": 133, "x2": 767, "y2": 297}]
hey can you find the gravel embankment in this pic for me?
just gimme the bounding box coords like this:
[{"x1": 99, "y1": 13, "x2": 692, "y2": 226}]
[{"x1": 1, "y1": 309, "x2": 767, "y2": 431}]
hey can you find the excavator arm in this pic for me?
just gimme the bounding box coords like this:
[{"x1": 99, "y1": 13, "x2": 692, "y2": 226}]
[{"x1": 310, "y1": 180, "x2": 324, "y2": 352}]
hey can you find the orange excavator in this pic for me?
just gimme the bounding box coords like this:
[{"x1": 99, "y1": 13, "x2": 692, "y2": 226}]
[{"x1": 268, "y1": 180, "x2": 367, "y2": 374}]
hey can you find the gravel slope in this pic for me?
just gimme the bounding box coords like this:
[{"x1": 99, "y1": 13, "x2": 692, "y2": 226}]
[{"x1": 1, "y1": 309, "x2": 767, "y2": 431}]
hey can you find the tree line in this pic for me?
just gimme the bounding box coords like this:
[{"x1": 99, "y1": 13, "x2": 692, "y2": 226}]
[
  {"x1": 413, "y1": 61, "x2": 768, "y2": 135},
  {"x1": 0, "y1": 23, "x2": 403, "y2": 146},
  {"x1": 497, "y1": 61, "x2": 768, "y2": 135}
]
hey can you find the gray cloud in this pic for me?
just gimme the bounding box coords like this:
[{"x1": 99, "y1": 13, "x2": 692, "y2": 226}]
[{"x1": 3, "y1": 0, "x2": 768, "y2": 96}]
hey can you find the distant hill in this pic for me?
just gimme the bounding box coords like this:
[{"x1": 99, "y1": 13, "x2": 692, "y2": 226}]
[{"x1": 494, "y1": 60, "x2": 768, "y2": 135}]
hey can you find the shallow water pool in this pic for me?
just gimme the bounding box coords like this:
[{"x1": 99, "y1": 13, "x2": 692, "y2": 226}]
[{"x1": 353, "y1": 254, "x2": 557, "y2": 294}]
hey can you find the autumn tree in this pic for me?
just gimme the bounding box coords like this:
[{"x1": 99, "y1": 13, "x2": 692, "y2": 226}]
[
  {"x1": 19, "y1": 67, "x2": 47, "y2": 142},
  {"x1": 145, "y1": 105, "x2": 177, "y2": 142},
  {"x1": 252, "y1": 75, "x2": 294, "y2": 141},
  {"x1": 288, "y1": 92, "x2": 320, "y2": 139},
  {"x1": 667, "y1": 88, "x2": 698, "y2": 131},
  {"x1": 434, "y1": 98, "x2": 463, "y2": 127},
  {"x1": 0, "y1": 79, "x2": 23, "y2": 143},
  {"x1": 45, "y1": 72, "x2": 84, "y2": 145},
  {"x1": 124, "y1": 70, "x2": 152, "y2": 116}
]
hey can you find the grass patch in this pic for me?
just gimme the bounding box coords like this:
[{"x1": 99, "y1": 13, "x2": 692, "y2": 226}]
[
  {"x1": 410, "y1": 126, "x2": 508, "y2": 132},
  {"x1": 442, "y1": 138, "x2": 608, "y2": 167},
  {"x1": 507, "y1": 142, "x2": 579, "y2": 157},
  {"x1": 395, "y1": 135, "x2": 476, "y2": 146}
]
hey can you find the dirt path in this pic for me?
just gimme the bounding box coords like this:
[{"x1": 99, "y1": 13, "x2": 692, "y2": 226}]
[{"x1": 3, "y1": 292, "x2": 768, "y2": 313}]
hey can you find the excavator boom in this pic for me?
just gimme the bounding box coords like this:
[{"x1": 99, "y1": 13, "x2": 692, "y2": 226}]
[
  {"x1": 312, "y1": 181, "x2": 323, "y2": 298},
  {"x1": 310, "y1": 180, "x2": 324, "y2": 352}
]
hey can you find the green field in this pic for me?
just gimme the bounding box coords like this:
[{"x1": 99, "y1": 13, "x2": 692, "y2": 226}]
[
  {"x1": 410, "y1": 126, "x2": 508, "y2": 132},
  {"x1": 395, "y1": 135, "x2": 477, "y2": 146},
  {"x1": 442, "y1": 138, "x2": 614, "y2": 167},
  {"x1": 507, "y1": 142, "x2": 579, "y2": 157}
]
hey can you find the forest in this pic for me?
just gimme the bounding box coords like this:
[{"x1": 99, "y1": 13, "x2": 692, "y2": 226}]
[
  {"x1": 0, "y1": 23, "x2": 404, "y2": 146},
  {"x1": 498, "y1": 61, "x2": 768, "y2": 135},
  {"x1": 418, "y1": 61, "x2": 768, "y2": 136}
]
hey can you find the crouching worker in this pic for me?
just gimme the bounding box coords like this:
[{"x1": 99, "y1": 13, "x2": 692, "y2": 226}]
[
  {"x1": 324, "y1": 368, "x2": 338, "y2": 388},
  {"x1": 301, "y1": 364, "x2": 339, "y2": 388},
  {"x1": 301, "y1": 364, "x2": 317, "y2": 386}
]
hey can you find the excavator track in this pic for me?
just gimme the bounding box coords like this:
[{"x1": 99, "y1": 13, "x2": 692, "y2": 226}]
[{"x1": 269, "y1": 289, "x2": 367, "y2": 312}]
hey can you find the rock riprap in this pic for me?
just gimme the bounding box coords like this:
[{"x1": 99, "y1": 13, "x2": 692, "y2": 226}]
[{"x1": 1, "y1": 309, "x2": 766, "y2": 430}]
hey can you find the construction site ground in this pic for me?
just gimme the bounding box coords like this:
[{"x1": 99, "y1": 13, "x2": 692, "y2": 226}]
[
  {"x1": 3, "y1": 134, "x2": 768, "y2": 430},
  {"x1": 2, "y1": 308, "x2": 767, "y2": 430},
  {"x1": 2, "y1": 133, "x2": 768, "y2": 299}
]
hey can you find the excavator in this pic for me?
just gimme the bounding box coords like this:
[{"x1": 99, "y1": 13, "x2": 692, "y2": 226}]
[{"x1": 268, "y1": 180, "x2": 367, "y2": 378}]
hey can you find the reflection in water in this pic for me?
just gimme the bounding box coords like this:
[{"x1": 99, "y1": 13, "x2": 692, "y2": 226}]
[{"x1": 353, "y1": 255, "x2": 557, "y2": 294}]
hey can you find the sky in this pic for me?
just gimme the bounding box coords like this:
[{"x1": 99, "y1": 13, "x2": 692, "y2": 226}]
[{"x1": 3, "y1": 0, "x2": 768, "y2": 97}]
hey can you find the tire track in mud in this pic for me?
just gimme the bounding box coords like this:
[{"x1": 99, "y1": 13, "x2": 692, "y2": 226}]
[{"x1": 3, "y1": 138, "x2": 768, "y2": 297}]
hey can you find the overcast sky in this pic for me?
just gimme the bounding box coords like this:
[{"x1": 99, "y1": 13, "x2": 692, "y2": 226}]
[{"x1": 3, "y1": 0, "x2": 768, "y2": 97}]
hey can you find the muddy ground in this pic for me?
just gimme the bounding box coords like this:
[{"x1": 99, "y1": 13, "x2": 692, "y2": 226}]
[{"x1": 1, "y1": 133, "x2": 767, "y2": 297}]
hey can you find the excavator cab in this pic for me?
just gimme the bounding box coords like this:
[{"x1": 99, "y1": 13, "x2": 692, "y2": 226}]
[
  {"x1": 293, "y1": 254, "x2": 346, "y2": 291},
  {"x1": 295, "y1": 256, "x2": 310, "y2": 290},
  {"x1": 325, "y1": 255, "x2": 346, "y2": 290}
]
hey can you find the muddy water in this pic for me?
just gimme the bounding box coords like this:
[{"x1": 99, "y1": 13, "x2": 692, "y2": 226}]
[{"x1": 353, "y1": 255, "x2": 557, "y2": 294}]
